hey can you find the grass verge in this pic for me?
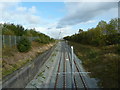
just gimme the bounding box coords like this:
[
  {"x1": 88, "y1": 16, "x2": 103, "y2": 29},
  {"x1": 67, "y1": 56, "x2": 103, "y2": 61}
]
[
  {"x1": 2, "y1": 41, "x2": 55, "y2": 77},
  {"x1": 69, "y1": 41, "x2": 119, "y2": 88}
]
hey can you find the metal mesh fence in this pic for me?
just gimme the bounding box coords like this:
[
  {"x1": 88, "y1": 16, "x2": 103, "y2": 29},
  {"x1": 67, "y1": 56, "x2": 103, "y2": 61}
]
[{"x1": 2, "y1": 35, "x2": 38, "y2": 48}]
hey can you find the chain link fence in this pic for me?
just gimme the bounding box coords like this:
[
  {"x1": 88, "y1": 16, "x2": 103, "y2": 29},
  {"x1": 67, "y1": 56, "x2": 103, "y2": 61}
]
[{"x1": 2, "y1": 35, "x2": 38, "y2": 48}]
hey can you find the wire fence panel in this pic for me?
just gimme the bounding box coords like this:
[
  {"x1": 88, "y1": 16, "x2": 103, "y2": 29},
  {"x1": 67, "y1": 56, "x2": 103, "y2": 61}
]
[
  {"x1": 11, "y1": 36, "x2": 15, "y2": 47},
  {"x1": 4, "y1": 35, "x2": 10, "y2": 47},
  {"x1": 2, "y1": 35, "x2": 38, "y2": 48},
  {"x1": 16, "y1": 36, "x2": 20, "y2": 43}
]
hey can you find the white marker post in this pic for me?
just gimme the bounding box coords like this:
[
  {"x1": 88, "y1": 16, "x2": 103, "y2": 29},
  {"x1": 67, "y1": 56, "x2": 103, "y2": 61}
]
[{"x1": 71, "y1": 46, "x2": 74, "y2": 88}]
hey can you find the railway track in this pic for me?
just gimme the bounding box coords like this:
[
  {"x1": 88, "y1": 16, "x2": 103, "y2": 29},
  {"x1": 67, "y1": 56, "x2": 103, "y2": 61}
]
[
  {"x1": 26, "y1": 41, "x2": 97, "y2": 88},
  {"x1": 54, "y1": 43, "x2": 66, "y2": 90},
  {"x1": 66, "y1": 43, "x2": 88, "y2": 89},
  {"x1": 73, "y1": 59, "x2": 88, "y2": 89},
  {"x1": 67, "y1": 54, "x2": 77, "y2": 89},
  {"x1": 54, "y1": 50, "x2": 62, "y2": 89},
  {"x1": 63, "y1": 46, "x2": 66, "y2": 89},
  {"x1": 54, "y1": 42, "x2": 88, "y2": 89}
]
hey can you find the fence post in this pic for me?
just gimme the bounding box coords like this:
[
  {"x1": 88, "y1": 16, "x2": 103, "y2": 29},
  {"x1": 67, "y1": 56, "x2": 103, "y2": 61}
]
[
  {"x1": 3, "y1": 35, "x2": 5, "y2": 48},
  {"x1": 9, "y1": 35, "x2": 11, "y2": 47},
  {"x1": 71, "y1": 46, "x2": 74, "y2": 88},
  {"x1": 30, "y1": 37, "x2": 32, "y2": 42},
  {"x1": 19, "y1": 36, "x2": 20, "y2": 41},
  {"x1": 14, "y1": 36, "x2": 16, "y2": 46}
]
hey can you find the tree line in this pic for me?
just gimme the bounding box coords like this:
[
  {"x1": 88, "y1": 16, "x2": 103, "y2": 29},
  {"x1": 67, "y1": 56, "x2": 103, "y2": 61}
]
[
  {"x1": 64, "y1": 18, "x2": 120, "y2": 46},
  {"x1": 1, "y1": 23, "x2": 55, "y2": 43}
]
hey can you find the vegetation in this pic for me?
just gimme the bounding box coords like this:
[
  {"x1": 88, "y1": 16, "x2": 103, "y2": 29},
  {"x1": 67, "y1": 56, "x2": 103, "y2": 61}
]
[
  {"x1": 69, "y1": 42, "x2": 119, "y2": 88},
  {"x1": 1, "y1": 23, "x2": 55, "y2": 44},
  {"x1": 64, "y1": 18, "x2": 120, "y2": 88},
  {"x1": 17, "y1": 37, "x2": 31, "y2": 52},
  {"x1": 35, "y1": 36, "x2": 55, "y2": 44},
  {"x1": 64, "y1": 18, "x2": 120, "y2": 46},
  {"x1": 1, "y1": 23, "x2": 56, "y2": 77},
  {"x1": 2, "y1": 41, "x2": 55, "y2": 77}
]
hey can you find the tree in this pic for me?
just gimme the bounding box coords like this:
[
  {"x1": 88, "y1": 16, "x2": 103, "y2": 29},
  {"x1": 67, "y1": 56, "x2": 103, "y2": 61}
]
[
  {"x1": 64, "y1": 18, "x2": 119, "y2": 46},
  {"x1": 109, "y1": 18, "x2": 118, "y2": 31},
  {"x1": 1, "y1": 23, "x2": 55, "y2": 45},
  {"x1": 17, "y1": 37, "x2": 31, "y2": 52},
  {"x1": 24, "y1": 30, "x2": 33, "y2": 37},
  {"x1": 3, "y1": 23, "x2": 25, "y2": 36},
  {"x1": 106, "y1": 18, "x2": 118, "y2": 34},
  {"x1": 97, "y1": 20, "x2": 107, "y2": 35},
  {"x1": 2, "y1": 28, "x2": 15, "y2": 35},
  {"x1": 78, "y1": 29, "x2": 83, "y2": 33}
]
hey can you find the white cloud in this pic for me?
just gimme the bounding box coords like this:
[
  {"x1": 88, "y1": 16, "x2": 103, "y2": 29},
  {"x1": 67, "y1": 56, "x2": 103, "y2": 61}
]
[
  {"x1": 25, "y1": 15, "x2": 40, "y2": 24},
  {"x1": 35, "y1": 22, "x2": 60, "y2": 38},
  {"x1": 28, "y1": 6, "x2": 37, "y2": 14},
  {"x1": 57, "y1": 2, "x2": 118, "y2": 28},
  {"x1": 0, "y1": 0, "x2": 119, "y2": 2},
  {"x1": 0, "y1": 2, "x2": 42, "y2": 25},
  {"x1": 35, "y1": 22, "x2": 75, "y2": 39},
  {"x1": 63, "y1": 0, "x2": 119, "y2": 2},
  {"x1": 80, "y1": 20, "x2": 96, "y2": 24},
  {"x1": 0, "y1": 0, "x2": 21, "y2": 2},
  {"x1": 16, "y1": 6, "x2": 27, "y2": 12},
  {"x1": 0, "y1": 2, "x2": 18, "y2": 11},
  {"x1": 36, "y1": 26, "x2": 74, "y2": 39}
]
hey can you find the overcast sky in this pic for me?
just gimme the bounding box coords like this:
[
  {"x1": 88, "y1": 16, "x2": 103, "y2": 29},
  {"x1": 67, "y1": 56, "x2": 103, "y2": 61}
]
[{"x1": 0, "y1": 0, "x2": 118, "y2": 39}]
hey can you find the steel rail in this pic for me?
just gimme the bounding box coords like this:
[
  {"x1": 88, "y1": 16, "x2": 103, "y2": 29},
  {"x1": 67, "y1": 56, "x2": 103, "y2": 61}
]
[
  {"x1": 66, "y1": 42, "x2": 88, "y2": 89},
  {"x1": 54, "y1": 48, "x2": 62, "y2": 89},
  {"x1": 66, "y1": 44, "x2": 78, "y2": 89},
  {"x1": 63, "y1": 45, "x2": 66, "y2": 89},
  {"x1": 73, "y1": 59, "x2": 88, "y2": 90}
]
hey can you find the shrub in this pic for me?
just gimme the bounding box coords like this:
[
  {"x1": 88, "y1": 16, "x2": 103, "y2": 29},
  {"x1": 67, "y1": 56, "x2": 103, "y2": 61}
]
[
  {"x1": 105, "y1": 33, "x2": 120, "y2": 45},
  {"x1": 35, "y1": 38, "x2": 49, "y2": 44},
  {"x1": 17, "y1": 37, "x2": 31, "y2": 52},
  {"x1": 116, "y1": 44, "x2": 120, "y2": 54}
]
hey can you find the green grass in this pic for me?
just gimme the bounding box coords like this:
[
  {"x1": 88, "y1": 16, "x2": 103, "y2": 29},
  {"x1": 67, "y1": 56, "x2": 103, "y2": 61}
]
[
  {"x1": 2, "y1": 58, "x2": 32, "y2": 77},
  {"x1": 52, "y1": 53, "x2": 56, "y2": 56},
  {"x1": 37, "y1": 71, "x2": 46, "y2": 79},
  {"x1": 42, "y1": 76, "x2": 46, "y2": 79},
  {"x1": 69, "y1": 42, "x2": 119, "y2": 88},
  {"x1": 38, "y1": 72, "x2": 44, "y2": 77},
  {"x1": 2, "y1": 41, "x2": 55, "y2": 77},
  {"x1": 2, "y1": 46, "x2": 17, "y2": 57},
  {"x1": 2, "y1": 46, "x2": 28, "y2": 77},
  {"x1": 46, "y1": 65, "x2": 49, "y2": 69}
]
